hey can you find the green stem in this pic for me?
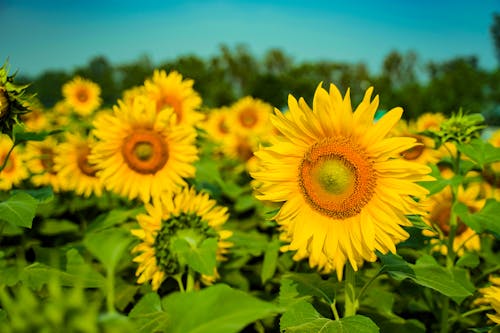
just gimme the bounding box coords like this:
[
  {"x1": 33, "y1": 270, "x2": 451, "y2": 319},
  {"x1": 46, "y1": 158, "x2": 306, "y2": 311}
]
[
  {"x1": 356, "y1": 268, "x2": 382, "y2": 302},
  {"x1": 331, "y1": 299, "x2": 340, "y2": 321},
  {"x1": 0, "y1": 143, "x2": 15, "y2": 173},
  {"x1": 186, "y1": 268, "x2": 195, "y2": 292},
  {"x1": 173, "y1": 274, "x2": 185, "y2": 292},
  {"x1": 344, "y1": 263, "x2": 358, "y2": 317},
  {"x1": 449, "y1": 306, "x2": 493, "y2": 323},
  {"x1": 106, "y1": 268, "x2": 116, "y2": 313},
  {"x1": 439, "y1": 294, "x2": 450, "y2": 333}
]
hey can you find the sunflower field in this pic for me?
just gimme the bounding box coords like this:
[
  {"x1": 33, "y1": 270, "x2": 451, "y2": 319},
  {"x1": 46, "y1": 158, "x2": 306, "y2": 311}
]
[{"x1": 0, "y1": 55, "x2": 500, "y2": 333}]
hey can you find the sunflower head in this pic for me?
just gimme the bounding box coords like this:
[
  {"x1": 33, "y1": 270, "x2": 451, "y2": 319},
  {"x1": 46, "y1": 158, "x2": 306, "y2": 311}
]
[
  {"x1": 251, "y1": 83, "x2": 432, "y2": 280},
  {"x1": 0, "y1": 61, "x2": 34, "y2": 138},
  {"x1": 131, "y1": 187, "x2": 232, "y2": 291},
  {"x1": 474, "y1": 275, "x2": 500, "y2": 325},
  {"x1": 62, "y1": 76, "x2": 102, "y2": 116}
]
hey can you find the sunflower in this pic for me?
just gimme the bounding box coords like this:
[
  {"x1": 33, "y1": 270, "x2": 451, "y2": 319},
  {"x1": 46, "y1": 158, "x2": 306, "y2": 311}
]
[
  {"x1": 131, "y1": 187, "x2": 232, "y2": 291},
  {"x1": 202, "y1": 107, "x2": 232, "y2": 143},
  {"x1": 228, "y1": 96, "x2": 273, "y2": 137},
  {"x1": 416, "y1": 112, "x2": 446, "y2": 132},
  {"x1": 90, "y1": 97, "x2": 198, "y2": 203},
  {"x1": 391, "y1": 119, "x2": 440, "y2": 165},
  {"x1": 475, "y1": 275, "x2": 500, "y2": 325},
  {"x1": 144, "y1": 70, "x2": 203, "y2": 126},
  {"x1": 54, "y1": 133, "x2": 103, "y2": 197},
  {"x1": 251, "y1": 83, "x2": 432, "y2": 280},
  {"x1": 62, "y1": 76, "x2": 102, "y2": 116},
  {"x1": 422, "y1": 185, "x2": 483, "y2": 256},
  {"x1": 25, "y1": 137, "x2": 62, "y2": 191},
  {"x1": 0, "y1": 134, "x2": 29, "y2": 190}
]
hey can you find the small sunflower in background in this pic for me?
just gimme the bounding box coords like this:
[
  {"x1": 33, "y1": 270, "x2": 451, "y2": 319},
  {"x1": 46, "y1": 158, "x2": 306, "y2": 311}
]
[
  {"x1": 25, "y1": 137, "x2": 63, "y2": 192},
  {"x1": 475, "y1": 275, "x2": 500, "y2": 326},
  {"x1": 0, "y1": 134, "x2": 29, "y2": 191},
  {"x1": 62, "y1": 76, "x2": 102, "y2": 116},
  {"x1": 202, "y1": 106, "x2": 232, "y2": 144},
  {"x1": 416, "y1": 112, "x2": 447, "y2": 132},
  {"x1": 251, "y1": 83, "x2": 432, "y2": 280},
  {"x1": 481, "y1": 128, "x2": 500, "y2": 200},
  {"x1": 131, "y1": 187, "x2": 232, "y2": 291},
  {"x1": 144, "y1": 69, "x2": 203, "y2": 127},
  {"x1": 228, "y1": 96, "x2": 273, "y2": 137},
  {"x1": 0, "y1": 62, "x2": 33, "y2": 137},
  {"x1": 90, "y1": 96, "x2": 198, "y2": 203},
  {"x1": 422, "y1": 185, "x2": 483, "y2": 256},
  {"x1": 54, "y1": 133, "x2": 103, "y2": 198},
  {"x1": 391, "y1": 118, "x2": 440, "y2": 165}
]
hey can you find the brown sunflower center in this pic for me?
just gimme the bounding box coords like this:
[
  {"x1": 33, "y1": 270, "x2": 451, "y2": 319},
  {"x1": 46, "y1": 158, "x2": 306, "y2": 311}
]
[
  {"x1": 239, "y1": 108, "x2": 257, "y2": 128},
  {"x1": 299, "y1": 137, "x2": 376, "y2": 219},
  {"x1": 76, "y1": 145, "x2": 97, "y2": 177},
  {"x1": 121, "y1": 130, "x2": 169, "y2": 174},
  {"x1": 157, "y1": 94, "x2": 183, "y2": 123},
  {"x1": 401, "y1": 135, "x2": 425, "y2": 160},
  {"x1": 218, "y1": 118, "x2": 229, "y2": 134},
  {"x1": 0, "y1": 87, "x2": 9, "y2": 119},
  {"x1": 431, "y1": 203, "x2": 468, "y2": 236},
  {"x1": 76, "y1": 88, "x2": 89, "y2": 103}
]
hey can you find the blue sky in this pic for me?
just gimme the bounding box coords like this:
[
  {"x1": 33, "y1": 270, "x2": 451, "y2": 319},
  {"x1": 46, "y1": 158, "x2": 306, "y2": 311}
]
[{"x1": 1, "y1": 0, "x2": 499, "y2": 76}]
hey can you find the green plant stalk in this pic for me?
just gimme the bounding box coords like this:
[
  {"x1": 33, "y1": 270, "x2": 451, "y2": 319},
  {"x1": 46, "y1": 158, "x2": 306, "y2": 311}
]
[
  {"x1": 186, "y1": 267, "x2": 195, "y2": 292},
  {"x1": 0, "y1": 142, "x2": 15, "y2": 173},
  {"x1": 440, "y1": 151, "x2": 461, "y2": 333},
  {"x1": 106, "y1": 267, "x2": 116, "y2": 313},
  {"x1": 331, "y1": 299, "x2": 340, "y2": 321},
  {"x1": 344, "y1": 263, "x2": 358, "y2": 317}
]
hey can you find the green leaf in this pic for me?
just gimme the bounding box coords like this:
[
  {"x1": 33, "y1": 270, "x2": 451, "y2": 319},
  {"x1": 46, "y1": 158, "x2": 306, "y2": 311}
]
[
  {"x1": 172, "y1": 236, "x2": 218, "y2": 276},
  {"x1": 22, "y1": 249, "x2": 106, "y2": 289},
  {"x1": 261, "y1": 238, "x2": 281, "y2": 284},
  {"x1": 0, "y1": 192, "x2": 37, "y2": 228},
  {"x1": 39, "y1": 219, "x2": 79, "y2": 235},
  {"x1": 129, "y1": 293, "x2": 170, "y2": 333},
  {"x1": 455, "y1": 198, "x2": 500, "y2": 237},
  {"x1": 281, "y1": 301, "x2": 379, "y2": 333},
  {"x1": 161, "y1": 284, "x2": 281, "y2": 333},
  {"x1": 457, "y1": 139, "x2": 500, "y2": 168},
  {"x1": 11, "y1": 186, "x2": 53, "y2": 203},
  {"x1": 234, "y1": 194, "x2": 256, "y2": 213},
  {"x1": 83, "y1": 228, "x2": 134, "y2": 272},
  {"x1": 87, "y1": 207, "x2": 145, "y2": 233},
  {"x1": 456, "y1": 252, "x2": 480, "y2": 268},
  {"x1": 280, "y1": 273, "x2": 337, "y2": 306},
  {"x1": 380, "y1": 254, "x2": 472, "y2": 304},
  {"x1": 12, "y1": 125, "x2": 63, "y2": 144}
]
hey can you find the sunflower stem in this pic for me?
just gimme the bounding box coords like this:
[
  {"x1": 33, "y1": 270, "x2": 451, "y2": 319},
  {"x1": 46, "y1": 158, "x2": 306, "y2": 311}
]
[
  {"x1": 331, "y1": 299, "x2": 340, "y2": 321},
  {"x1": 344, "y1": 263, "x2": 358, "y2": 317},
  {"x1": 186, "y1": 267, "x2": 195, "y2": 292},
  {"x1": 0, "y1": 142, "x2": 16, "y2": 173},
  {"x1": 106, "y1": 267, "x2": 116, "y2": 314}
]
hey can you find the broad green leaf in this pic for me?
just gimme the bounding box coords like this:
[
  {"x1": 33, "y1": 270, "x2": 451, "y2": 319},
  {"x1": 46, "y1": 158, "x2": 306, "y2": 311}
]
[
  {"x1": 234, "y1": 194, "x2": 256, "y2": 212},
  {"x1": 0, "y1": 192, "x2": 37, "y2": 228},
  {"x1": 39, "y1": 219, "x2": 79, "y2": 235},
  {"x1": 280, "y1": 273, "x2": 337, "y2": 306},
  {"x1": 87, "y1": 207, "x2": 145, "y2": 233},
  {"x1": 229, "y1": 230, "x2": 269, "y2": 257},
  {"x1": 380, "y1": 254, "x2": 472, "y2": 303},
  {"x1": 457, "y1": 139, "x2": 500, "y2": 168},
  {"x1": 99, "y1": 312, "x2": 134, "y2": 333},
  {"x1": 378, "y1": 319, "x2": 426, "y2": 333},
  {"x1": 161, "y1": 284, "x2": 281, "y2": 333},
  {"x1": 129, "y1": 293, "x2": 170, "y2": 333},
  {"x1": 172, "y1": 236, "x2": 218, "y2": 276},
  {"x1": 455, "y1": 199, "x2": 500, "y2": 237},
  {"x1": 281, "y1": 301, "x2": 379, "y2": 333},
  {"x1": 0, "y1": 266, "x2": 23, "y2": 286},
  {"x1": 261, "y1": 237, "x2": 281, "y2": 284},
  {"x1": 22, "y1": 249, "x2": 105, "y2": 289},
  {"x1": 12, "y1": 186, "x2": 53, "y2": 203},
  {"x1": 456, "y1": 252, "x2": 480, "y2": 268},
  {"x1": 84, "y1": 228, "x2": 134, "y2": 272}
]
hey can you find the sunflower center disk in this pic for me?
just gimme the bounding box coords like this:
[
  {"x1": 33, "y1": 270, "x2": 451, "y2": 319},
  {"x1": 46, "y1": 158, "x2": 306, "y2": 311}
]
[
  {"x1": 299, "y1": 137, "x2": 376, "y2": 219},
  {"x1": 122, "y1": 130, "x2": 169, "y2": 174},
  {"x1": 77, "y1": 146, "x2": 97, "y2": 177},
  {"x1": 401, "y1": 135, "x2": 425, "y2": 160}
]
